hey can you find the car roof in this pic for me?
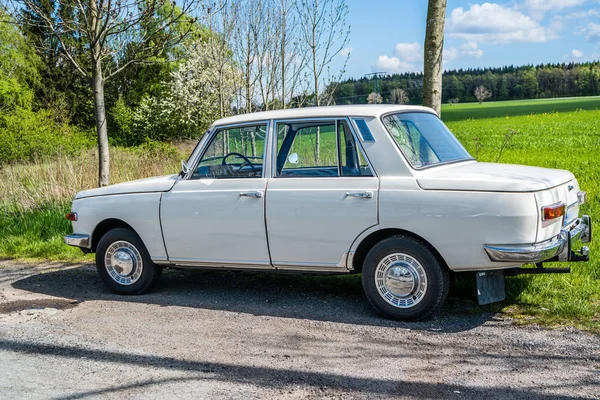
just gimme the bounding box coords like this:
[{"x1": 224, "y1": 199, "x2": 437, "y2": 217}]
[{"x1": 212, "y1": 104, "x2": 436, "y2": 126}]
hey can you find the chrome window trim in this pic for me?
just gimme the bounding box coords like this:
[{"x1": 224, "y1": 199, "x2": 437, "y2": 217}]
[
  {"x1": 185, "y1": 120, "x2": 271, "y2": 180},
  {"x1": 379, "y1": 110, "x2": 475, "y2": 171},
  {"x1": 270, "y1": 116, "x2": 377, "y2": 178}
]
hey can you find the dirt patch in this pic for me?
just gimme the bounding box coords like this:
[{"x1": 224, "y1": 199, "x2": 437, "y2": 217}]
[{"x1": 0, "y1": 299, "x2": 79, "y2": 314}]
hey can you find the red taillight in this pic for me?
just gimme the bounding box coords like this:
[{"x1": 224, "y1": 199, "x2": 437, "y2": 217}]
[
  {"x1": 542, "y1": 203, "x2": 565, "y2": 221},
  {"x1": 66, "y1": 212, "x2": 78, "y2": 221}
]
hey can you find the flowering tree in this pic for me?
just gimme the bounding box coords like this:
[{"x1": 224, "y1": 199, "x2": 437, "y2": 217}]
[
  {"x1": 474, "y1": 85, "x2": 492, "y2": 104},
  {"x1": 134, "y1": 38, "x2": 239, "y2": 140}
]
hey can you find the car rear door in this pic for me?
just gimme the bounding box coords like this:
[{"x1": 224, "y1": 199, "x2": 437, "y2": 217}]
[
  {"x1": 265, "y1": 118, "x2": 379, "y2": 270},
  {"x1": 161, "y1": 122, "x2": 272, "y2": 268}
]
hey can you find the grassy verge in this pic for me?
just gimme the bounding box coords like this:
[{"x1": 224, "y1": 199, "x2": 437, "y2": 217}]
[
  {"x1": 0, "y1": 202, "x2": 92, "y2": 262},
  {"x1": 446, "y1": 108, "x2": 599, "y2": 333}
]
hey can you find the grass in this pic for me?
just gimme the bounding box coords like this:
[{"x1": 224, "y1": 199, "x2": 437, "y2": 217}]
[
  {"x1": 445, "y1": 108, "x2": 600, "y2": 332},
  {"x1": 0, "y1": 146, "x2": 182, "y2": 261},
  {"x1": 441, "y1": 95, "x2": 600, "y2": 122},
  {"x1": 0, "y1": 98, "x2": 599, "y2": 332}
]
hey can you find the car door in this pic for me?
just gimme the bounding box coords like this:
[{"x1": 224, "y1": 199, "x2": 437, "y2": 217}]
[
  {"x1": 161, "y1": 122, "x2": 272, "y2": 268},
  {"x1": 266, "y1": 118, "x2": 379, "y2": 270}
]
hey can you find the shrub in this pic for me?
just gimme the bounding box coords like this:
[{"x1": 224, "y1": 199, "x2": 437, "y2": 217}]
[{"x1": 0, "y1": 108, "x2": 93, "y2": 165}]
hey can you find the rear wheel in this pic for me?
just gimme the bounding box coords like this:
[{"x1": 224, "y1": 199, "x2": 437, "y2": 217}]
[
  {"x1": 361, "y1": 235, "x2": 450, "y2": 321},
  {"x1": 95, "y1": 228, "x2": 162, "y2": 294}
]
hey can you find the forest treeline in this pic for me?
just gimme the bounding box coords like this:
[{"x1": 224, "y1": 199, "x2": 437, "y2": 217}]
[{"x1": 332, "y1": 62, "x2": 600, "y2": 105}]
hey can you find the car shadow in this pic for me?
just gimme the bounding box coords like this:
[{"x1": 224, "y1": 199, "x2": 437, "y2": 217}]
[{"x1": 11, "y1": 264, "x2": 495, "y2": 333}]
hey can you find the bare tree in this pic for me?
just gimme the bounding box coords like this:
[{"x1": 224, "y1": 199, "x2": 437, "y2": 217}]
[
  {"x1": 389, "y1": 88, "x2": 409, "y2": 105},
  {"x1": 423, "y1": 0, "x2": 446, "y2": 116},
  {"x1": 367, "y1": 92, "x2": 382, "y2": 104},
  {"x1": 474, "y1": 85, "x2": 491, "y2": 104},
  {"x1": 277, "y1": 0, "x2": 307, "y2": 108},
  {"x1": 11, "y1": 0, "x2": 202, "y2": 186},
  {"x1": 205, "y1": 1, "x2": 238, "y2": 118},
  {"x1": 296, "y1": 0, "x2": 349, "y2": 162}
]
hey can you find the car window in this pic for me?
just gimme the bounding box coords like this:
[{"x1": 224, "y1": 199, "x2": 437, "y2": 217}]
[
  {"x1": 338, "y1": 120, "x2": 373, "y2": 177},
  {"x1": 275, "y1": 121, "x2": 339, "y2": 177},
  {"x1": 382, "y1": 112, "x2": 472, "y2": 168},
  {"x1": 191, "y1": 124, "x2": 267, "y2": 179}
]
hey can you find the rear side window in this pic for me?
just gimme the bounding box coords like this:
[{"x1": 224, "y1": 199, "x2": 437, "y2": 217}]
[
  {"x1": 276, "y1": 121, "x2": 339, "y2": 177},
  {"x1": 274, "y1": 119, "x2": 374, "y2": 178},
  {"x1": 382, "y1": 112, "x2": 472, "y2": 168}
]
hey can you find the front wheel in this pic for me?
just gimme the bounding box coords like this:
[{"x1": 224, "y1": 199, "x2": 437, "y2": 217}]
[
  {"x1": 361, "y1": 235, "x2": 450, "y2": 321},
  {"x1": 95, "y1": 228, "x2": 162, "y2": 295}
]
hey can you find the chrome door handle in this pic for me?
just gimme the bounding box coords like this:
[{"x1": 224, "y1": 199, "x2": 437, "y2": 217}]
[
  {"x1": 346, "y1": 191, "x2": 373, "y2": 199},
  {"x1": 239, "y1": 191, "x2": 262, "y2": 198}
]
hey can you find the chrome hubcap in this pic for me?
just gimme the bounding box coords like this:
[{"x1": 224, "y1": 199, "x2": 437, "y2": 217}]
[
  {"x1": 375, "y1": 253, "x2": 427, "y2": 308},
  {"x1": 105, "y1": 241, "x2": 143, "y2": 285}
]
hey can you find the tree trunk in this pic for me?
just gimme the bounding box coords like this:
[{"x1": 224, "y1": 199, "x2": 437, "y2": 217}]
[
  {"x1": 423, "y1": 0, "x2": 446, "y2": 116},
  {"x1": 92, "y1": 65, "x2": 110, "y2": 187}
]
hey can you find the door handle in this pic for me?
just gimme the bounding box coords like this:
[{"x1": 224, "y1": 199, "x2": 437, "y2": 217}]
[
  {"x1": 346, "y1": 191, "x2": 373, "y2": 199},
  {"x1": 239, "y1": 191, "x2": 262, "y2": 198}
]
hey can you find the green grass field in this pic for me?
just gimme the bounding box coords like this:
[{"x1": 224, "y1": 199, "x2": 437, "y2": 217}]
[
  {"x1": 1, "y1": 97, "x2": 599, "y2": 331},
  {"x1": 441, "y1": 95, "x2": 600, "y2": 122}
]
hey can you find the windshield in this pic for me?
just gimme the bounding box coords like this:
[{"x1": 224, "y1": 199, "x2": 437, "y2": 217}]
[{"x1": 382, "y1": 112, "x2": 472, "y2": 168}]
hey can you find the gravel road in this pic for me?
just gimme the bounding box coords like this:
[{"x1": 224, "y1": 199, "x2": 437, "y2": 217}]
[{"x1": 0, "y1": 261, "x2": 598, "y2": 399}]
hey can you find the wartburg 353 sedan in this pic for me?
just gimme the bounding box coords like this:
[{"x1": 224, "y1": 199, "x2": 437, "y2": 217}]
[{"x1": 65, "y1": 105, "x2": 592, "y2": 321}]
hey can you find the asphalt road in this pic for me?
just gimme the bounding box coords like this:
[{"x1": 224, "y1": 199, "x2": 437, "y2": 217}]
[{"x1": 0, "y1": 261, "x2": 598, "y2": 399}]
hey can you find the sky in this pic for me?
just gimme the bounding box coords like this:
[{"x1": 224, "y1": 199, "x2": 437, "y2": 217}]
[{"x1": 333, "y1": 0, "x2": 600, "y2": 79}]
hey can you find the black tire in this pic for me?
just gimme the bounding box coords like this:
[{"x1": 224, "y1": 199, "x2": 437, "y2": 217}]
[
  {"x1": 95, "y1": 228, "x2": 162, "y2": 295},
  {"x1": 361, "y1": 235, "x2": 450, "y2": 321}
]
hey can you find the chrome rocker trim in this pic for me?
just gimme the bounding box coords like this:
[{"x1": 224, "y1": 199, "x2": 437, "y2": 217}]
[
  {"x1": 64, "y1": 234, "x2": 91, "y2": 249},
  {"x1": 484, "y1": 215, "x2": 592, "y2": 263}
]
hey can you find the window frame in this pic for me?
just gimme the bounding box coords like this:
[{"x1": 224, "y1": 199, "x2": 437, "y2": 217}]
[
  {"x1": 270, "y1": 117, "x2": 377, "y2": 178},
  {"x1": 186, "y1": 120, "x2": 271, "y2": 180}
]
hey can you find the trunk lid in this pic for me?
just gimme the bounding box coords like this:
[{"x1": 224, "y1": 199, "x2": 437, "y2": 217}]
[{"x1": 416, "y1": 162, "x2": 574, "y2": 192}]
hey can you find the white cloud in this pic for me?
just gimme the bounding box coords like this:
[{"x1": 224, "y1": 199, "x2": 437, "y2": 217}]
[
  {"x1": 339, "y1": 47, "x2": 352, "y2": 58},
  {"x1": 525, "y1": 0, "x2": 586, "y2": 12},
  {"x1": 460, "y1": 42, "x2": 484, "y2": 58},
  {"x1": 444, "y1": 47, "x2": 459, "y2": 63},
  {"x1": 373, "y1": 42, "x2": 424, "y2": 73},
  {"x1": 447, "y1": 3, "x2": 558, "y2": 44},
  {"x1": 584, "y1": 22, "x2": 600, "y2": 41},
  {"x1": 564, "y1": 9, "x2": 599, "y2": 19},
  {"x1": 373, "y1": 55, "x2": 414, "y2": 73},
  {"x1": 571, "y1": 49, "x2": 584, "y2": 58},
  {"x1": 394, "y1": 43, "x2": 422, "y2": 63}
]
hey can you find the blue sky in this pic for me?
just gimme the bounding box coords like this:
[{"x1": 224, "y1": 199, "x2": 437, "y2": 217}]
[{"x1": 334, "y1": 0, "x2": 600, "y2": 79}]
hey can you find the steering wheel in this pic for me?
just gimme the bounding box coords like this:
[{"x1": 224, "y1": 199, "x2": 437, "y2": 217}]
[{"x1": 222, "y1": 152, "x2": 258, "y2": 175}]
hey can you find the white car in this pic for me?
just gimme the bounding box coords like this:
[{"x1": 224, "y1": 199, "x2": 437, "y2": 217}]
[{"x1": 65, "y1": 105, "x2": 592, "y2": 321}]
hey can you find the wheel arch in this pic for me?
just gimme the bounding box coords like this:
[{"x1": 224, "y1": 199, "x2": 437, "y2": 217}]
[
  {"x1": 91, "y1": 219, "x2": 138, "y2": 252},
  {"x1": 351, "y1": 228, "x2": 449, "y2": 274}
]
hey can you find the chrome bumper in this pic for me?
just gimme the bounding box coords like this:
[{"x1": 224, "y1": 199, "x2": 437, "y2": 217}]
[
  {"x1": 64, "y1": 234, "x2": 91, "y2": 249},
  {"x1": 484, "y1": 215, "x2": 592, "y2": 263}
]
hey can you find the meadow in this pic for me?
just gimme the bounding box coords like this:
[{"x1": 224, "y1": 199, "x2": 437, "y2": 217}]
[{"x1": 1, "y1": 97, "x2": 599, "y2": 331}]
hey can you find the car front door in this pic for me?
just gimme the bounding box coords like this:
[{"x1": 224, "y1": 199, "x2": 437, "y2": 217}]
[
  {"x1": 161, "y1": 122, "x2": 272, "y2": 268},
  {"x1": 265, "y1": 118, "x2": 379, "y2": 270}
]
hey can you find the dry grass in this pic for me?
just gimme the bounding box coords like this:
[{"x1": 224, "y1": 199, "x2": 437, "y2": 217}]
[{"x1": 0, "y1": 146, "x2": 183, "y2": 210}]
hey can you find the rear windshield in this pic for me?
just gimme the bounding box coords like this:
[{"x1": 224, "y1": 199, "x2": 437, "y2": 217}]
[{"x1": 382, "y1": 112, "x2": 472, "y2": 168}]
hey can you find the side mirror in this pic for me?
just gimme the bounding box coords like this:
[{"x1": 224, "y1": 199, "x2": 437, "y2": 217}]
[
  {"x1": 287, "y1": 153, "x2": 299, "y2": 164},
  {"x1": 181, "y1": 160, "x2": 190, "y2": 175}
]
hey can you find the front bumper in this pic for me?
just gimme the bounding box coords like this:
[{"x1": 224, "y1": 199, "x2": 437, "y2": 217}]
[
  {"x1": 64, "y1": 234, "x2": 91, "y2": 249},
  {"x1": 484, "y1": 215, "x2": 592, "y2": 263}
]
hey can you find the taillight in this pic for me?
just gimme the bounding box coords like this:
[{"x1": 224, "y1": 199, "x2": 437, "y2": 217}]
[
  {"x1": 66, "y1": 212, "x2": 78, "y2": 221},
  {"x1": 541, "y1": 203, "x2": 565, "y2": 221}
]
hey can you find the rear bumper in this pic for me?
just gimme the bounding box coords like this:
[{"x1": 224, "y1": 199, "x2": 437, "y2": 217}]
[
  {"x1": 484, "y1": 215, "x2": 591, "y2": 263},
  {"x1": 64, "y1": 234, "x2": 91, "y2": 249}
]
